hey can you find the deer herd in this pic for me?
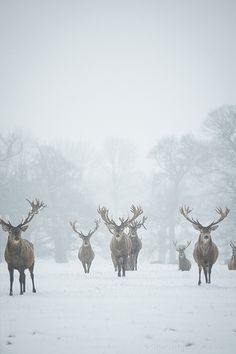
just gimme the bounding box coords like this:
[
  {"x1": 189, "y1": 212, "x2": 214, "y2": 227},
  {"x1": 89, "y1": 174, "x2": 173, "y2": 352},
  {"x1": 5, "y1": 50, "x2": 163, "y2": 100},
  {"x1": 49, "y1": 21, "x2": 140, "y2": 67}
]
[{"x1": 0, "y1": 199, "x2": 235, "y2": 296}]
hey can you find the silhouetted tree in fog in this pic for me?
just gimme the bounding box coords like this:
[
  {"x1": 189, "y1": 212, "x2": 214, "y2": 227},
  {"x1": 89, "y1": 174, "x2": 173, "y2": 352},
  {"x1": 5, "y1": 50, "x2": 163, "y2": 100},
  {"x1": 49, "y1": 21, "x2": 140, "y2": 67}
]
[
  {"x1": 33, "y1": 144, "x2": 90, "y2": 262},
  {"x1": 0, "y1": 133, "x2": 22, "y2": 262},
  {"x1": 203, "y1": 105, "x2": 236, "y2": 260},
  {"x1": 103, "y1": 137, "x2": 137, "y2": 216},
  {"x1": 149, "y1": 135, "x2": 205, "y2": 263}
]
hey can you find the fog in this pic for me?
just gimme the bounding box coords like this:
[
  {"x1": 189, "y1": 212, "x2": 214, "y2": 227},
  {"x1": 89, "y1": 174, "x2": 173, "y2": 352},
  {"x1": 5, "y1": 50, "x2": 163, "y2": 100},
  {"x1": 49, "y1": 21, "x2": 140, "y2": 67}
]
[
  {"x1": 1, "y1": 0, "x2": 236, "y2": 149},
  {"x1": 1, "y1": 0, "x2": 236, "y2": 261},
  {"x1": 1, "y1": 2, "x2": 236, "y2": 354}
]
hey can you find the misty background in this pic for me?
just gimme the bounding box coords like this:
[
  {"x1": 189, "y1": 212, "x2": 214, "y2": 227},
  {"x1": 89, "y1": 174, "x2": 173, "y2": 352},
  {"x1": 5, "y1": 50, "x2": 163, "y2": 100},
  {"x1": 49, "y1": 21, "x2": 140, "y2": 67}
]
[{"x1": 0, "y1": 0, "x2": 236, "y2": 264}]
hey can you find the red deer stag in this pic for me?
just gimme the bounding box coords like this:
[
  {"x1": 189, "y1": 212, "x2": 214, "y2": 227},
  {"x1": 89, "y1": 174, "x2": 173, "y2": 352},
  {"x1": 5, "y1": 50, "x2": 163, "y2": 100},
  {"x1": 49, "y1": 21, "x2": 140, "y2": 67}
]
[
  {"x1": 97, "y1": 205, "x2": 143, "y2": 277},
  {"x1": 127, "y1": 216, "x2": 147, "y2": 271},
  {"x1": 228, "y1": 241, "x2": 236, "y2": 270},
  {"x1": 173, "y1": 241, "x2": 191, "y2": 271},
  {"x1": 180, "y1": 206, "x2": 229, "y2": 285},
  {"x1": 0, "y1": 199, "x2": 46, "y2": 295},
  {"x1": 70, "y1": 220, "x2": 99, "y2": 273}
]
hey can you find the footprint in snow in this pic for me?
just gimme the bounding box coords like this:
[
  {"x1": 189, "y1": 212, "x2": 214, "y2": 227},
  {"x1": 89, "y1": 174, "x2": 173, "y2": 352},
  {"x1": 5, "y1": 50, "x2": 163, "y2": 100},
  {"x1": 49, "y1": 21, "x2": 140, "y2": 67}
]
[
  {"x1": 145, "y1": 335, "x2": 153, "y2": 340},
  {"x1": 185, "y1": 342, "x2": 194, "y2": 347}
]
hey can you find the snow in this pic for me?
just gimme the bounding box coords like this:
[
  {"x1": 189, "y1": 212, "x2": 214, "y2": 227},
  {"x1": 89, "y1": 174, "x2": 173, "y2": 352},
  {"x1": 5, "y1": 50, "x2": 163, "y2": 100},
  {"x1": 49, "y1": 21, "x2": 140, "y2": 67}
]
[{"x1": 0, "y1": 257, "x2": 236, "y2": 354}]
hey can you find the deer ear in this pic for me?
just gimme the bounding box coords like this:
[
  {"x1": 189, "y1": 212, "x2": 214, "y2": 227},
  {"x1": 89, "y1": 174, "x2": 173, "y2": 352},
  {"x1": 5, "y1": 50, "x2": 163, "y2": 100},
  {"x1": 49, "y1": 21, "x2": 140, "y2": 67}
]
[
  {"x1": 192, "y1": 224, "x2": 201, "y2": 231},
  {"x1": 1, "y1": 223, "x2": 11, "y2": 232},
  {"x1": 210, "y1": 225, "x2": 219, "y2": 231},
  {"x1": 21, "y1": 225, "x2": 29, "y2": 232}
]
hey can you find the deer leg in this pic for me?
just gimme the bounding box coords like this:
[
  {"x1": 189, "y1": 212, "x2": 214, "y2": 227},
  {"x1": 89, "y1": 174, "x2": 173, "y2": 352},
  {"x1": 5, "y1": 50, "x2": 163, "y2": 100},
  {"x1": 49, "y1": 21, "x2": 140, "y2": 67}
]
[
  {"x1": 87, "y1": 262, "x2": 91, "y2": 273},
  {"x1": 132, "y1": 254, "x2": 135, "y2": 270},
  {"x1": 122, "y1": 263, "x2": 126, "y2": 277},
  {"x1": 198, "y1": 265, "x2": 202, "y2": 286},
  {"x1": 8, "y1": 265, "x2": 14, "y2": 296},
  {"x1": 19, "y1": 270, "x2": 25, "y2": 295},
  {"x1": 208, "y1": 265, "x2": 212, "y2": 284},
  {"x1": 117, "y1": 257, "x2": 122, "y2": 277},
  {"x1": 23, "y1": 272, "x2": 26, "y2": 292},
  {"x1": 122, "y1": 257, "x2": 128, "y2": 277},
  {"x1": 29, "y1": 264, "x2": 36, "y2": 293},
  {"x1": 111, "y1": 254, "x2": 117, "y2": 271},
  {"x1": 134, "y1": 254, "x2": 138, "y2": 271},
  {"x1": 82, "y1": 262, "x2": 87, "y2": 273},
  {"x1": 117, "y1": 263, "x2": 121, "y2": 277},
  {"x1": 203, "y1": 266, "x2": 208, "y2": 284}
]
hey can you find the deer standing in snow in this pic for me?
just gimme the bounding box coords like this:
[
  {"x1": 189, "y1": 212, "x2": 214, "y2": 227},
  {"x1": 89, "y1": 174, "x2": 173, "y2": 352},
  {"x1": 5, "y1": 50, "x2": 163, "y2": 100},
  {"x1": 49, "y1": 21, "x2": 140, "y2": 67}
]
[
  {"x1": 228, "y1": 241, "x2": 236, "y2": 270},
  {"x1": 0, "y1": 199, "x2": 46, "y2": 295},
  {"x1": 173, "y1": 241, "x2": 191, "y2": 271},
  {"x1": 70, "y1": 220, "x2": 99, "y2": 273},
  {"x1": 98, "y1": 205, "x2": 143, "y2": 277},
  {"x1": 127, "y1": 216, "x2": 147, "y2": 271},
  {"x1": 180, "y1": 206, "x2": 229, "y2": 285}
]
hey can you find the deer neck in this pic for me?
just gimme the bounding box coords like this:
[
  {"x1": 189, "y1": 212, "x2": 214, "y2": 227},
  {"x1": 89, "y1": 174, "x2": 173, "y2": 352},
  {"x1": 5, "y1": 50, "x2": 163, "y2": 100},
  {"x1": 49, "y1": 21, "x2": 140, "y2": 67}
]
[
  {"x1": 198, "y1": 235, "x2": 212, "y2": 255},
  {"x1": 82, "y1": 241, "x2": 91, "y2": 249},
  {"x1": 7, "y1": 238, "x2": 22, "y2": 253},
  {"x1": 179, "y1": 253, "x2": 186, "y2": 260}
]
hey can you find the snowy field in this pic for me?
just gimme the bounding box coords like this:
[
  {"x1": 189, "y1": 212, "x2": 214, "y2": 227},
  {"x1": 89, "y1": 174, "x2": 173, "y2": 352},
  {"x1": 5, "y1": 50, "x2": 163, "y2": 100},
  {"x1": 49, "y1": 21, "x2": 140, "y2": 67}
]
[{"x1": 0, "y1": 257, "x2": 236, "y2": 354}]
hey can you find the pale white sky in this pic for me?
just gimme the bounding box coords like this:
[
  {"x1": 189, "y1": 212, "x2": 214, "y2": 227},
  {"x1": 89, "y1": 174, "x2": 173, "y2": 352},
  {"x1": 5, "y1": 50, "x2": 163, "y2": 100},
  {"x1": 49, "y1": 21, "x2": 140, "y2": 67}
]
[{"x1": 1, "y1": 0, "x2": 236, "y2": 152}]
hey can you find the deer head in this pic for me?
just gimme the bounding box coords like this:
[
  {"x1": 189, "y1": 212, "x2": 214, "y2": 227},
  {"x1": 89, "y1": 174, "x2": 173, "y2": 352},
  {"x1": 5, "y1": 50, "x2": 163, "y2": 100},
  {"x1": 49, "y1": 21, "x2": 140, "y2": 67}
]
[
  {"x1": 128, "y1": 216, "x2": 147, "y2": 238},
  {"x1": 180, "y1": 205, "x2": 229, "y2": 245},
  {"x1": 97, "y1": 205, "x2": 143, "y2": 239},
  {"x1": 70, "y1": 220, "x2": 100, "y2": 246},
  {"x1": 230, "y1": 241, "x2": 236, "y2": 255},
  {"x1": 173, "y1": 240, "x2": 191, "y2": 258},
  {"x1": 0, "y1": 199, "x2": 46, "y2": 243}
]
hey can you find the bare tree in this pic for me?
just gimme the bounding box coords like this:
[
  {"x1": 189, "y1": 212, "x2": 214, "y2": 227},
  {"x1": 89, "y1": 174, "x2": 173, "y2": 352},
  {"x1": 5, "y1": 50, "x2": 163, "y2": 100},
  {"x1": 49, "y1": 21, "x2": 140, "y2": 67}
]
[
  {"x1": 149, "y1": 135, "x2": 205, "y2": 263},
  {"x1": 103, "y1": 137, "x2": 137, "y2": 216},
  {"x1": 0, "y1": 133, "x2": 22, "y2": 162}
]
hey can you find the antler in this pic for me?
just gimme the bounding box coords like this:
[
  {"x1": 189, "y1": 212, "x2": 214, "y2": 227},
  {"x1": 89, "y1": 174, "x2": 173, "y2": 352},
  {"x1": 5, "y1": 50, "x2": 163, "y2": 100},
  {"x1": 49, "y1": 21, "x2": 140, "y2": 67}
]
[
  {"x1": 179, "y1": 206, "x2": 203, "y2": 228},
  {"x1": 207, "y1": 207, "x2": 230, "y2": 228},
  {"x1": 118, "y1": 205, "x2": 144, "y2": 228},
  {"x1": 88, "y1": 219, "x2": 100, "y2": 237},
  {"x1": 98, "y1": 205, "x2": 143, "y2": 230},
  {"x1": 128, "y1": 205, "x2": 143, "y2": 224},
  {"x1": 70, "y1": 219, "x2": 100, "y2": 238},
  {"x1": 185, "y1": 240, "x2": 191, "y2": 249},
  {"x1": 18, "y1": 199, "x2": 47, "y2": 227},
  {"x1": 230, "y1": 240, "x2": 236, "y2": 249},
  {"x1": 97, "y1": 206, "x2": 118, "y2": 230},
  {"x1": 173, "y1": 240, "x2": 191, "y2": 251},
  {"x1": 69, "y1": 220, "x2": 84, "y2": 238},
  {"x1": 130, "y1": 216, "x2": 148, "y2": 230}
]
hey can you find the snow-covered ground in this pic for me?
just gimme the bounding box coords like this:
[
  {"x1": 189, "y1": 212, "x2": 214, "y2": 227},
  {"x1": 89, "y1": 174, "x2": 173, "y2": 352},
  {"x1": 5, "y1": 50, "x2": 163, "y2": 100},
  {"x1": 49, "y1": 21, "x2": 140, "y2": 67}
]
[{"x1": 0, "y1": 257, "x2": 236, "y2": 354}]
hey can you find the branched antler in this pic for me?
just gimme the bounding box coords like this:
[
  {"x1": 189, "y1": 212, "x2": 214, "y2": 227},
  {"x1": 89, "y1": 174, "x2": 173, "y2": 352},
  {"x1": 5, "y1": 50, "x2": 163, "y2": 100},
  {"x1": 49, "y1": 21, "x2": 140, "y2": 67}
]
[
  {"x1": 207, "y1": 207, "x2": 230, "y2": 228},
  {"x1": 70, "y1": 220, "x2": 100, "y2": 238},
  {"x1": 179, "y1": 206, "x2": 203, "y2": 228},
  {"x1": 130, "y1": 216, "x2": 148, "y2": 230},
  {"x1": 88, "y1": 220, "x2": 100, "y2": 237},
  {"x1": 70, "y1": 221, "x2": 84, "y2": 238},
  {"x1": 97, "y1": 206, "x2": 117, "y2": 230},
  {"x1": 98, "y1": 205, "x2": 143, "y2": 230},
  {"x1": 19, "y1": 199, "x2": 47, "y2": 227}
]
